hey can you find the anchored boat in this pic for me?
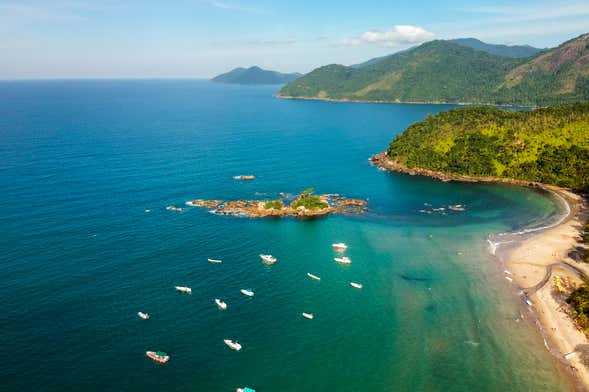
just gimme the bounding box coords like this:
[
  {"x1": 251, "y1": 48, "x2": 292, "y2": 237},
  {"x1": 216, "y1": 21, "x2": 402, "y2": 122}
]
[
  {"x1": 175, "y1": 286, "x2": 192, "y2": 294},
  {"x1": 307, "y1": 272, "x2": 321, "y2": 281},
  {"x1": 350, "y1": 282, "x2": 363, "y2": 289},
  {"x1": 137, "y1": 312, "x2": 150, "y2": 320},
  {"x1": 208, "y1": 258, "x2": 222, "y2": 263},
  {"x1": 302, "y1": 312, "x2": 314, "y2": 320},
  {"x1": 332, "y1": 242, "x2": 348, "y2": 251},
  {"x1": 240, "y1": 288, "x2": 254, "y2": 297},
  {"x1": 146, "y1": 351, "x2": 170, "y2": 364},
  {"x1": 224, "y1": 339, "x2": 242, "y2": 351},
  {"x1": 334, "y1": 256, "x2": 351, "y2": 264},
  {"x1": 259, "y1": 254, "x2": 277, "y2": 264},
  {"x1": 215, "y1": 298, "x2": 227, "y2": 310}
]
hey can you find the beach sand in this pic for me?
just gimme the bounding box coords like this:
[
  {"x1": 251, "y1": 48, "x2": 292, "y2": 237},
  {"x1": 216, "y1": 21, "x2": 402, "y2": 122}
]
[{"x1": 507, "y1": 187, "x2": 589, "y2": 390}]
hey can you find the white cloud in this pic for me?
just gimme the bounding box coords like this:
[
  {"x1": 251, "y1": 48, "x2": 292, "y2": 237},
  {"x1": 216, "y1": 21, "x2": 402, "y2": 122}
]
[{"x1": 340, "y1": 25, "x2": 435, "y2": 48}]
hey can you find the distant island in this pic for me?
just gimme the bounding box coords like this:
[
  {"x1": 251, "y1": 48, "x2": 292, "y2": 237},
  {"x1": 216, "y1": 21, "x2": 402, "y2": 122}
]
[
  {"x1": 185, "y1": 188, "x2": 366, "y2": 218},
  {"x1": 371, "y1": 103, "x2": 589, "y2": 191},
  {"x1": 278, "y1": 34, "x2": 589, "y2": 106},
  {"x1": 212, "y1": 66, "x2": 302, "y2": 85}
]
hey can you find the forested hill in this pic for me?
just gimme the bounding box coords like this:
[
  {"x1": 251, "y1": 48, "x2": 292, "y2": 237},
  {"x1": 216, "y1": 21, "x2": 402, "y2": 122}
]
[
  {"x1": 279, "y1": 34, "x2": 589, "y2": 106},
  {"x1": 385, "y1": 103, "x2": 589, "y2": 191},
  {"x1": 212, "y1": 66, "x2": 301, "y2": 85}
]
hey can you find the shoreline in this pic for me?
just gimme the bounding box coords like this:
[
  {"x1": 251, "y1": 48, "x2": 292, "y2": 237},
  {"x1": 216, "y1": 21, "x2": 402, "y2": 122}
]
[
  {"x1": 371, "y1": 152, "x2": 589, "y2": 390},
  {"x1": 275, "y1": 94, "x2": 536, "y2": 108}
]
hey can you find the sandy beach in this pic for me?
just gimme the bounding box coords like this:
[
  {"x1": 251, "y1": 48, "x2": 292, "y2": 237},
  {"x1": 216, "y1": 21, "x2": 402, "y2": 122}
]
[
  {"x1": 371, "y1": 154, "x2": 589, "y2": 389},
  {"x1": 506, "y1": 187, "x2": 589, "y2": 390}
]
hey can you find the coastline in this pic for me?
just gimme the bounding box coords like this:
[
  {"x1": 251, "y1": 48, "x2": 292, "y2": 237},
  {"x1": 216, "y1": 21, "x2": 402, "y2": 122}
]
[
  {"x1": 371, "y1": 152, "x2": 589, "y2": 390},
  {"x1": 275, "y1": 94, "x2": 536, "y2": 108}
]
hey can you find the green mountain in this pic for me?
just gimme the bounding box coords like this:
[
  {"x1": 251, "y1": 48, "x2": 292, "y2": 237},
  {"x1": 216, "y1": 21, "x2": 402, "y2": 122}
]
[
  {"x1": 384, "y1": 103, "x2": 589, "y2": 190},
  {"x1": 449, "y1": 38, "x2": 543, "y2": 58},
  {"x1": 212, "y1": 66, "x2": 301, "y2": 85},
  {"x1": 352, "y1": 38, "x2": 542, "y2": 69},
  {"x1": 279, "y1": 34, "x2": 589, "y2": 106}
]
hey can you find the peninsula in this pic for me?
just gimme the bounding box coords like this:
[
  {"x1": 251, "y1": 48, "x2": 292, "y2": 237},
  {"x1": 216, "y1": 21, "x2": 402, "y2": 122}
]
[
  {"x1": 185, "y1": 188, "x2": 366, "y2": 218},
  {"x1": 372, "y1": 102, "x2": 589, "y2": 388}
]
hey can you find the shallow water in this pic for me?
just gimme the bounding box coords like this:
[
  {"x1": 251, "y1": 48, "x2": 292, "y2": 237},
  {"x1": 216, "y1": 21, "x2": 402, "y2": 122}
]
[{"x1": 0, "y1": 80, "x2": 574, "y2": 391}]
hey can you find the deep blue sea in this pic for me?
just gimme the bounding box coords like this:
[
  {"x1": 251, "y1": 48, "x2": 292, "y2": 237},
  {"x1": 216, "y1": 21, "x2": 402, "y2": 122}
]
[{"x1": 0, "y1": 80, "x2": 574, "y2": 391}]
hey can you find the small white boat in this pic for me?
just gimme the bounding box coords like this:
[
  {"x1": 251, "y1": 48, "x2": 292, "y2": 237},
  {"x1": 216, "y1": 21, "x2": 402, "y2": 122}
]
[
  {"x1": 240, "y1": 288, "x2": 254, "y2": 297},
  {"x1": 259, "y1": 254, "x2": 277, "y2": 264},
  {"x1": 215, "y1": 298, "x2": 227, "y2": 310},
  {"x1": 332, "y1": 242, "x2": 348, "y2": 251},
  {"x1": 224, "y1": 339, "x2": 242, "y2": 351},
  {"x1": 208, "y1": 258, "x2": 222, "y2": 264},
  {"x1": 505, "y1": 276, "x2": 513, "y2": 282},
  {"x1": 237, "y1": 388, "x2": 256, "y2": 392},
  {"x1": 350, "y1": 282, "x2": 363, "y2": 289},
  {"x1": 334, "y1": 257, "x2": 351, "y2": 264},
  {"x1": 175, "y1": 286, "x2": 192, "y2": 294},
  {"x1": 302, "y1": 312, "x2": 314, "y2": 319},
  {"x1": 307, "y1": 272, "x2": 321, "y2": 281},
  {"x1": 448, "y1": 204, "x2": 466, "y2": 211},
  {"x1": 146, "y1": 351, "x2": 170, "y2": 364},
  {"x1": 165, "y1": 205, "x2": 183, "y2": 212},
  {"x1": 137, "y1": 312, "x2": 150, "y2": 320}
]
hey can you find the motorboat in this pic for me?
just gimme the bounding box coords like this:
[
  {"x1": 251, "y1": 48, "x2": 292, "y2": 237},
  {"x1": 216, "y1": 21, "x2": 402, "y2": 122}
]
[
  {"x1": 208, "y1": 258, "x2": 222, "y2": 263},
  {"x1": 350, "y1": 282, "x2": 363, "y2": 289},
  {"x1": 224, "y1": 339, "x2": 242, "y2": 351},
  {"x1": 332, "y1": 242, "x2": 348, "y2": 251},
  {"x1": 215, "y1": 298, "x2": 227, "y2": 310},
  {"x1": 307, "y1": 272, "x2": 321, "y2": 281},
  {"x1": 302, "y1": 312, "x2": 314, "y2": 320},
  {"x1": 334, "y1": 257, "x2": 351, "y2": 264},
  {"x1": 240, "y1": 288, "x2": 254, "y2": 297},
  {"x1": 146, "y1": 351, "x2": 170, "y2": 364},
  {"x1": 259, "y1": 254, "x2": 277, "y2": 264},
  {"x1": 137, "y1": 312, "x2": 150, "y2": 320},
  {"x1": 175, "y1": 286, "x2": 192, "y2": 294}
]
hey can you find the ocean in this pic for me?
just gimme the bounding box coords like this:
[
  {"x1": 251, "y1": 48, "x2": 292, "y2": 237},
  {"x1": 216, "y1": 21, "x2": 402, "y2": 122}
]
[{"x1": 0, "y1": 80, "x2": 574, "y2": 391}]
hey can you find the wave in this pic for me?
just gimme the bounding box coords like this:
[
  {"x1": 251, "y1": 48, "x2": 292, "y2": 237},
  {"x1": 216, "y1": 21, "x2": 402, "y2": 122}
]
[{"x1": 487, "y1": 188, "x2": 571, "y2": 256}]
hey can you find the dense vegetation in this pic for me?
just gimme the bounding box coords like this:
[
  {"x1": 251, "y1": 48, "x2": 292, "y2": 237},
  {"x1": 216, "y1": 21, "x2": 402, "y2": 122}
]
[
  {"x1": 567, "y1": 284, "x2": 589, "y2": 330},
  {"x1": 291, "y1": 188, "x2": 328, "y2": 210},
  {"x1": 449, "y1": 38, "x2": 543, "y2": 58},
  {"x1": 386, "y1": 103, "x2": 589, "y2": 191},
  {"x1": 212, "y1": 66, "x2": 301, "y2": 85},
  {"x1": 280, "y1": 34, "x2": 589, "y2": 106},
  {"x1": 264, "y1": 200, "x2": 283, "y2": 209}
]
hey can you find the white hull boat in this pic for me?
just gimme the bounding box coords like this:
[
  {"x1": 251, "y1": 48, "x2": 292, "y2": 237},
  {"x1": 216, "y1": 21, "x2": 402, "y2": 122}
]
[
  {"x1": 334, "y1": 257, "x2": 351, "y2": 264},
  {"x1": 146, "y1": 351, "x2": 170, "y2": 364},
  {"x1": 224, "y1": 339, "x2": 242, "y2": 351},
  {"x1": 215, "y1": 298, "x2": 227, "y2": 310},
  {"x1": 332, "y1": 242, "x2": 348, "y2": 251},
  {"x1": 302, "y1": 312, "x2": 314, "y2": 319},
  {"x1": 137, "y1": 312, "x2": 150, "y2": 320},
  {"x1": 350, "y1": 282, "x2": 363, "y2": 289},
  {"x1": 208, "y1": 258, "x2": 222, "y2": 264},
  {"x1": 259, "y1": 254, "x2": 277, "y2": 264},
  {"x1": 240, "y1": 288, "x2": 254, "y2": 297},
  {"x1": 307, "y1": 272, "x2": 321, "y2": 281},
  {"x1": 175, "y1": 286, "x2": 192, "y2": 294}
]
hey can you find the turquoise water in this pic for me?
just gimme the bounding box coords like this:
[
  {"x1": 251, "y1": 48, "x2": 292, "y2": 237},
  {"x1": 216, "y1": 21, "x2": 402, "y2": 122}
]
[{"x1": 0, "y1": 80, "x2": 574, "y2": 391}]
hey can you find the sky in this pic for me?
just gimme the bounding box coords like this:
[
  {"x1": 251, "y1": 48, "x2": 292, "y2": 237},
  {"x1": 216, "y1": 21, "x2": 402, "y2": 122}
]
[{"x1": 1, "y1": 0, "x2": 589, "y2": 79}]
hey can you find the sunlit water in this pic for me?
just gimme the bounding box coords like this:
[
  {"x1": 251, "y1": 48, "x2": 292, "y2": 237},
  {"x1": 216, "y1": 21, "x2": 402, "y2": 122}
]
[{"x1": 0, "y1": 80, "x2": 574, "y2": 391}]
